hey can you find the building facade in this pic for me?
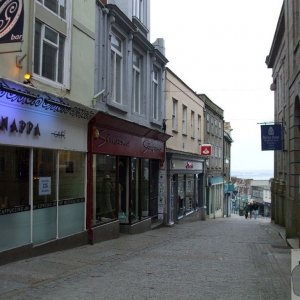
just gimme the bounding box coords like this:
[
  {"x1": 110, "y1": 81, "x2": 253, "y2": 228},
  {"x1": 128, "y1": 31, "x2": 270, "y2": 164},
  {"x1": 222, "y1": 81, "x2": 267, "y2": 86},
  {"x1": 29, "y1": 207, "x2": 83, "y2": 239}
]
[
  {"x1": 0, "y1": 0, "x2": 96, "y2": 260},
  {"x1": 266, "y1": 1, "x2": 300, "y2": 243},
  {"x1": 164, "y1": 68, "x2": 205, "y2": 224},
  {"x1": 199, "y1": 94, "x2": 224, "y2": 218},
  {"x1": 88, "y1": 0, "x2": 170, "y2": 240},
  {"x1": 0, "y1": 0, "x2": 170, "y2": 261},
  {"x1": 223, "y1": 122, "x2": 234, "y2": 217}
]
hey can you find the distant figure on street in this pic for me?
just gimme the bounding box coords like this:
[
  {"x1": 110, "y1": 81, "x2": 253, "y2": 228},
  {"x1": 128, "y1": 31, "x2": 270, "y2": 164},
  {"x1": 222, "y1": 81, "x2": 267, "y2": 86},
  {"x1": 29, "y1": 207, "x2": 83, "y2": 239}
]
[
  {"x1": 253, "y1": 201, "x2": 259, "y2": 219},
  {"x1": 244, "y1": 204, "x2": 249, "y2": 219},
  {"x1": 249, "y1": 202, "x2": 253, "y2": 219}
]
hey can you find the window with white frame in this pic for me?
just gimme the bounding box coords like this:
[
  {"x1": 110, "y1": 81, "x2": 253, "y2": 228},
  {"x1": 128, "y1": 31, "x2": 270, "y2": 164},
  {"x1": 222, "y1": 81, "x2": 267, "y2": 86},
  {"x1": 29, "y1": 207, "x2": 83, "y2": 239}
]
[
  {"x1": 152, "y1": 68, "x2": 159, "y2": 120},
  {"x1": 133, "y1": 0, "x2": 144, "y2": 22},
  {"x1": 182, "y1": 105, "x2": 187, "y2": 135},
  {"x1": 191, "y1": 111, "x2": 195, "y2": 138},
  {"x1": 34, "y1": 20, "x2": 65, "y2": 84},
  {"x1": 111, "y1": 33, "x2": 123, "y2": 104},
  {"x1": 133, "y1": 52, "x2": 142, "y2": 114},
  {"x1": 172, "y1": 99, "x2": 178, "y2": 131},
  {"x1": 37, "y1": 0, "x2": 66, "y2": 19},
  {"x1": 197, "y1": 114, "x2": 201, "y2": 140}
]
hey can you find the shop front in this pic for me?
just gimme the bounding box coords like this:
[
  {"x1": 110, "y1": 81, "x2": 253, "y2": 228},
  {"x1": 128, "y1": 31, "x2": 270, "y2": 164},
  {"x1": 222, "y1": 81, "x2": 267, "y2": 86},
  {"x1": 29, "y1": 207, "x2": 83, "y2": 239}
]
[
  {"x1": 166, "y1": 152, "x2": 205, "y2": 224},
  {"x1": 0, "y1": 79, "x2": 95, "y2": 260},
  {"x1": 87, "y1": 113, "x2": 170, "y2": 240}
]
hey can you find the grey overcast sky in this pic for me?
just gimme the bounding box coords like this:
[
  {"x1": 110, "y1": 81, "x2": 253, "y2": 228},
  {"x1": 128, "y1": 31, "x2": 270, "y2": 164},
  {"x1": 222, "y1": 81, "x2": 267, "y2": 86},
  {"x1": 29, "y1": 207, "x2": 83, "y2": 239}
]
[{"x1": 150, "y1": 0, "x2": 283, "y2": 175}]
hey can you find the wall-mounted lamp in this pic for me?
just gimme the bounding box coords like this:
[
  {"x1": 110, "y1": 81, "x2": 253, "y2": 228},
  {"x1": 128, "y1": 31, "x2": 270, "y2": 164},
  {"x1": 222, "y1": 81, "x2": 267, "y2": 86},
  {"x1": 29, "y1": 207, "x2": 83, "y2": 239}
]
[
  {"x1": 23, "y1": 73, "x2": 32, "y2": 85},
  {"x1": 92, "y1": 127, "x2": 100, "y2": 139}
]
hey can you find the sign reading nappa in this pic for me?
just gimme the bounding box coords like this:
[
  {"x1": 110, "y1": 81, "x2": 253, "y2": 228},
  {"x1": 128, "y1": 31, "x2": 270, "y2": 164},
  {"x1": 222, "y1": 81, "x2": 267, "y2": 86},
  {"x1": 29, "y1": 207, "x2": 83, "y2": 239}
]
[{"x1": 0, "y1": 0, "x2": 24, "y2": 43}]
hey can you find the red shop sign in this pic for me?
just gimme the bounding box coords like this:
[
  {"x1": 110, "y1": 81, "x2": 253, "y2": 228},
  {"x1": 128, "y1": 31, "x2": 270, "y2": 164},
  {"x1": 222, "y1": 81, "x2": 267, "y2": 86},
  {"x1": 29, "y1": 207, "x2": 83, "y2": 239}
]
[{"x1": 200, "y1": 144, "x2": 212, "y2": 156}]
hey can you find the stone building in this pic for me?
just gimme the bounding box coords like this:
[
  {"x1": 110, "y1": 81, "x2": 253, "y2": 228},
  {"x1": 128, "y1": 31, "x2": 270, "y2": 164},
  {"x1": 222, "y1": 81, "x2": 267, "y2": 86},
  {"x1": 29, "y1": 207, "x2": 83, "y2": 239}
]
[
  {"x1": 266, "y1": 1, "x2": 300, "y2": 244},
  {"x1": 164, "y1": 68, "x2": 205, "y2": 224},
  {"x1": 198, "y1": 94, "x2": 224, "y2": 218}
]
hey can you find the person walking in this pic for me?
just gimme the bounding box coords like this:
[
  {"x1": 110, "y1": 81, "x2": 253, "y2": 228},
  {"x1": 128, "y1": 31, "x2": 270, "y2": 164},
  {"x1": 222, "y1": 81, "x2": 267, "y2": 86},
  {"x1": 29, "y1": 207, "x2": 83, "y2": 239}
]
[
  {"x1": 253, "y1": 201, "x2": 259, "y2": 219},
  {"x1": 244, "y1": 204, "x2": 249, "y2": 219}
]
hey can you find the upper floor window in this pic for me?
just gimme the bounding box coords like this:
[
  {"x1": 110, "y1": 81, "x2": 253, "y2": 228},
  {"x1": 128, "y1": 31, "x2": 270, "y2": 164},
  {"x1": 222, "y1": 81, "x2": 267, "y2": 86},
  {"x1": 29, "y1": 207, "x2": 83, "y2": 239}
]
[
  {"x1": 37, "y1": 0, "x2": 66, "y2": 19},
  {"x1": 191, "y1": 111, "x2": 195, "y2": 138},
  {"x1": 133, "y1": 52, "x2": 142, "y2": 114},
  {"x1": 197, "y1": 114, "x2": 201, "y2": 140},
  {"x1": 182, "y1": 105, "x2": 187, "y2": 135},
  {"x1": 172, "y1": 99, "x2": 178, "y2": 131},
  {"x1": 34, "y1": 20, "x2": 65, "y2": 84},
  {"x1": 152, "y1": 68, "x2": 159, "y2": 120},
  {"x1": 111, "y1": 33, "x2": 123, "y2": 104},
  {"x1": 133, "y1": 0, "x2": 144, "y2": 22},
  {"x1": 206, "y1": 114, "x2": 210, "y2": 133}
]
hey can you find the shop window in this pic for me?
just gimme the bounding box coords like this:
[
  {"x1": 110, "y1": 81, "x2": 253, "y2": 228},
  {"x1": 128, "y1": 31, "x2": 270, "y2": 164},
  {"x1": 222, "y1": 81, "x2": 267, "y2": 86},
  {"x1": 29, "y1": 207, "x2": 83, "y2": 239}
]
[
  {"x1": 33, "y1": 149, "x2": 56, "y2": 206},
  {"x1": 93, "y1": 155, "x2": 117, "y2": 225},
  {"x1": 59, "y1": 151, "x2": 85, "y2": 200},
  {"x1": 0, "y1": 146, "x2": 29, "y2": 210}
]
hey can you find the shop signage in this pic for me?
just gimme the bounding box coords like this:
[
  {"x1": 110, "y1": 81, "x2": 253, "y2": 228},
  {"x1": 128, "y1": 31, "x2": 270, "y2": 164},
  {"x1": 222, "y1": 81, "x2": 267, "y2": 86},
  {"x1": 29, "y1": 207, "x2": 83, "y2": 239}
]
[
  {"x1": 261, "y1": 124, "x2": 282, "y2": 151},
  {"x1": 200, "y1": 144, "x2": 212, "y2": 156},
  {"x1": 0, "y1": 205, "x2": 30, "y2": 215},
  {"x1": 92, "y1": 127, "x2": 165, "y2": 160},
  {"x1": 0, "y1": 115, "x2": 41, "y2": 136},
  {"x1": 39, "y1": 177, "x2": 51, "y2": 196},
  {"x1": 186, "y1": 162, "x2": 193, "y2": 169},
  {"x1": 0, "y1": 0, "x2": 24, "y2": 43}
]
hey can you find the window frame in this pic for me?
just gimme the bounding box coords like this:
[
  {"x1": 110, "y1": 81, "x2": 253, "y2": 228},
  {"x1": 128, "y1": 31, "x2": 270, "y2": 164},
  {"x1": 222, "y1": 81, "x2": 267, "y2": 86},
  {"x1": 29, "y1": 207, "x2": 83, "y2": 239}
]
[
  {"x1": 34, "y1": 21, "x2": 65, "y2": 84},
  {"x1": 34, "y1": 0, "x2": 71, "y2": 88},
  {"x1": 110, "y1": 33, "x2": 124, "y2": 104},
  {"x1": 152, "y1": 68, "x2": 159, "y2": 121},
  {"x1": 172, "y1": 98, "x2": 178, "y2": 131},
  {"x1": 132, "y1": 51, "x2": 142, "y2": 114},
  {"x1": 182, "y1": 105, "x2": 187, "y2": 135}
]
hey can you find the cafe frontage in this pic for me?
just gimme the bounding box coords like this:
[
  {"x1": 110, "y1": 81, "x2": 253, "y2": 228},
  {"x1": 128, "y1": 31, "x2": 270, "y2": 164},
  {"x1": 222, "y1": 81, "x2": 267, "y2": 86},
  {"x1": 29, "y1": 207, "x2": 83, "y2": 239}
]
[{"x1": 0, "y1": 78, "x2": 95, "y2": 262}]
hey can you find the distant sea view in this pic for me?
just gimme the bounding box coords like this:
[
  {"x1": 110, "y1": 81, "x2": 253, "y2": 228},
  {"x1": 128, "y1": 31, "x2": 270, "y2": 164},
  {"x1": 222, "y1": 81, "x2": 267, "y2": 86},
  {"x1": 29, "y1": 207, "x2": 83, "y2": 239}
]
[{"x1": 231, "y1": 170, "x2": 273, "y2": 180}]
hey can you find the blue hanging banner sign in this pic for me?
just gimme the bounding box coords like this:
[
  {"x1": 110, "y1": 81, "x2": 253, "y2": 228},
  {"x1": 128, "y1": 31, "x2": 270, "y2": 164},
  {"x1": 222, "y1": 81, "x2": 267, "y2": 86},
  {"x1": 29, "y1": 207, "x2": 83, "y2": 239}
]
[
  {"x1": 261, "y1": 124, "x2": 282, "y2": 151},
  {"x1": 0, "y1": 0, "x2": 24, "y2": 43}
]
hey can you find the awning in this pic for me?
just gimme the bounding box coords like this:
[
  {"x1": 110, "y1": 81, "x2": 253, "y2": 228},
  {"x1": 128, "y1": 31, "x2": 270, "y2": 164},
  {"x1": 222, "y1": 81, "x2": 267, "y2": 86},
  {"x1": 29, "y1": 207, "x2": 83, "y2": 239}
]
[
  {"x1": 91, "y1": 111, "x2": 171, "y2": 143},
  {"x1": 0, "y1": 78, "x2": 97, "y2": 120}
]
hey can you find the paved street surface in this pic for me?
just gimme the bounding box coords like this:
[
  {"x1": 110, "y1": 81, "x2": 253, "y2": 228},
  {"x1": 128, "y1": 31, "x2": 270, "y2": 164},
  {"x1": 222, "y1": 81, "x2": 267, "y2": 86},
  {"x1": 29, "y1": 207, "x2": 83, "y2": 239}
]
[{"x1": 0, "y1": 215, "x2": 291, "y2": 300}]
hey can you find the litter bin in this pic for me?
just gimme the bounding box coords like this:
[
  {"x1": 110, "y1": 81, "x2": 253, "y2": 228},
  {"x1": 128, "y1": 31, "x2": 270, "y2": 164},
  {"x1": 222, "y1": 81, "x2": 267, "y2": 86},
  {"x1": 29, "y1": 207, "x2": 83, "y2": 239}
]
[{"x1": 199, "y1": 206, "x2": 207, "y2": 221}]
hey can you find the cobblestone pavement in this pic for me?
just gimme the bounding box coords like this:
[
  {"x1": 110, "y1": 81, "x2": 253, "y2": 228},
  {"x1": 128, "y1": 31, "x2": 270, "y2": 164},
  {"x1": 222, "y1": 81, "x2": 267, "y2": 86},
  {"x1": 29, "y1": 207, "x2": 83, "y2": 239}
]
[{"x1": 0, "y1": 215, "x2": 291, "y2": 300}]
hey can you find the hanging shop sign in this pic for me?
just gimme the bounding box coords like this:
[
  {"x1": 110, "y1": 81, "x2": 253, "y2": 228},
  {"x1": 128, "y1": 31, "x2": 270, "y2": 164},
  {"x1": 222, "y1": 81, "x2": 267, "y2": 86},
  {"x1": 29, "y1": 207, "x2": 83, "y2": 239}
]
[
  {"x1": 0, "y1": 0, "x2": 24, "y2": 43},
  {"x1": 200, "y1": 144, "x2": 212, "y2": 156},
  {"x1": 261, "y1": 124, "x2": 282, "y2": 151}
]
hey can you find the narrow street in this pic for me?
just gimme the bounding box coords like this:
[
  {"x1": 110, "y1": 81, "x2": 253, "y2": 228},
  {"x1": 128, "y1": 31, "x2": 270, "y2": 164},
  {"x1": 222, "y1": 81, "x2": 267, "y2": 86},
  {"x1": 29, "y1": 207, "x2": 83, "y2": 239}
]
[{"x1": 0, "y1": 215, "x2": 291, "y2": 300}]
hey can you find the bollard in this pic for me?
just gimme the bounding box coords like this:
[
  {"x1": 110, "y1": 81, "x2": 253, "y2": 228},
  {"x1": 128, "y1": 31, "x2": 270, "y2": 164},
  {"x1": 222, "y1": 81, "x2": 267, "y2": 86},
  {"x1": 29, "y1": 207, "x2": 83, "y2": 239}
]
[{"x1": 199, "y1": 206, "x2": 207, "y2": 221}]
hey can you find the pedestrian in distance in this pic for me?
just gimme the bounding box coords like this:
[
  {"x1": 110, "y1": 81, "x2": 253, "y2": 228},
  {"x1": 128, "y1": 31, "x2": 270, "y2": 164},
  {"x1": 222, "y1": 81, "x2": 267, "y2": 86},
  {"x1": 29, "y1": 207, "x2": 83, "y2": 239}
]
[
  {"x1": 244, "y1": 204, "x2": 249, "y2": 219},
  {"x1": 253, "y1": 201, "x2": 259, "y2": 219}
]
